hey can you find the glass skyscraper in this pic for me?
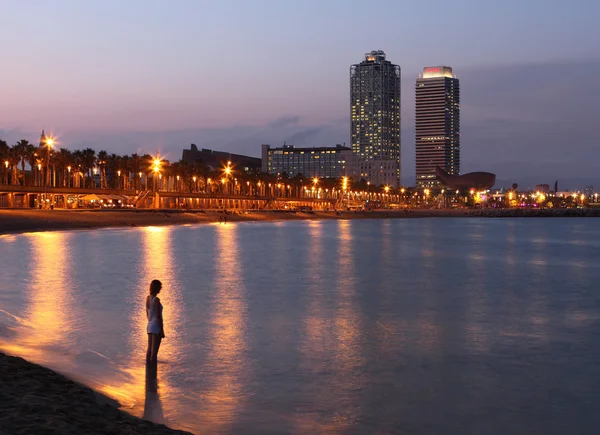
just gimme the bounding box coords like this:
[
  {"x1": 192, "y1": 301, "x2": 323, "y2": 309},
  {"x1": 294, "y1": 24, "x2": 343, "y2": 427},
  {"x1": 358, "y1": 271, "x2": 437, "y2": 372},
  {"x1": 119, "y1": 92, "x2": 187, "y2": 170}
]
[
  {"x1": 415, "y1": 66, "x2": 460, "y2": 189},
  {"x1": 350, "y1": 50, "x2": 401, "y2": 187}
]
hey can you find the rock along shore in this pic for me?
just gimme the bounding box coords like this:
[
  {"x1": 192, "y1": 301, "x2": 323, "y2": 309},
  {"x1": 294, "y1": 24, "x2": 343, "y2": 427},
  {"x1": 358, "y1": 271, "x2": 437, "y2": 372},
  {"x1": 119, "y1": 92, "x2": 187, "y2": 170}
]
[{"x1": 0, "y1": 352, "x2": 192, "y2": 434}]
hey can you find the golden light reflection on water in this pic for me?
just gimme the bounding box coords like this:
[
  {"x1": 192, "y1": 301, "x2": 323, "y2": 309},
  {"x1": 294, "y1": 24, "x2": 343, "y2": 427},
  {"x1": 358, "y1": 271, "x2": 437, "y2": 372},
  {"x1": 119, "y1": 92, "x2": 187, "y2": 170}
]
[
  {"x1": 0, "y1": 232, "x2": 77, "y2": 367},
  {"x1": 300, "y1": 221, "x2": 328, "y2": 360},
  {"x1": 293, "y1": 221, "x2": 338, "y2": 434},
  {"x1": 499, "y1": 228, "x2": 551, "y2": 343},
  {"x1": 332, "y1": 220, "x2": 366, "y2": 428},
  {"x1": 198, "y1": 223, "x2": 249, "y2": 432},
  {"x1": 416, "y1": 222, "x2": 441, "y2": 355},
  {"x1": 463, "y1": 229, "x2": 490, "y2": 355},
  {"x1": 94, "y1": 226, "x2": 185, "y2": 426}
]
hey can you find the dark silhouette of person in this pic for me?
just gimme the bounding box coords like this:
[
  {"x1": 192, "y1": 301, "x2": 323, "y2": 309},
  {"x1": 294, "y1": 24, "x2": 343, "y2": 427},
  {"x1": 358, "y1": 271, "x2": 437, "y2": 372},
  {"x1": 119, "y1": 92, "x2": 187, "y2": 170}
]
[{"x1": 146, "y1": 280, "x2": 165, "y2": 366}]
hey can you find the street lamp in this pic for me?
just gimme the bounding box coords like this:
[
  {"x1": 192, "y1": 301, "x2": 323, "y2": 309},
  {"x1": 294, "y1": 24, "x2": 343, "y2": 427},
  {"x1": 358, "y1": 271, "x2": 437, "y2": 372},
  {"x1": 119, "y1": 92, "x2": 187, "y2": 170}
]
[
  {"x1": 44, "y1": 136, "x2": 54, "y2": 207},
  {"x1": 152, "y1": 155, "x2": 160, "y2": 191}
]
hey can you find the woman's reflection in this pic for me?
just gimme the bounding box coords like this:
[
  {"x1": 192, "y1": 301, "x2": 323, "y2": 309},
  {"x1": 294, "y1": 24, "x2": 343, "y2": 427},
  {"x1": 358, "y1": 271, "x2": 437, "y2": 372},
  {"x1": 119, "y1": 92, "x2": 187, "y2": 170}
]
[{"x1": 143, "y1": 363, "x2": 166, "y2": 424}]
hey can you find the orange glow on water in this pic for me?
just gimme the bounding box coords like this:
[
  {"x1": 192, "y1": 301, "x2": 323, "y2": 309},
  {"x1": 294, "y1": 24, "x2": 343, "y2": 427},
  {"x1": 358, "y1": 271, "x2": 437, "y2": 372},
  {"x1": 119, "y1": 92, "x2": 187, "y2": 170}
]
[
  {"x1": 198, "y1": 223, "x2": 250, "y2": 432},
  {"x1": 93, "y1": 226, "x2": 185, "y2": 427},
  {"x1": 331, "y1": 220, "x2": 365, "y2": 429},
  {"x1": 1, "y1": 232, "x2": 77, "y2": 367}
]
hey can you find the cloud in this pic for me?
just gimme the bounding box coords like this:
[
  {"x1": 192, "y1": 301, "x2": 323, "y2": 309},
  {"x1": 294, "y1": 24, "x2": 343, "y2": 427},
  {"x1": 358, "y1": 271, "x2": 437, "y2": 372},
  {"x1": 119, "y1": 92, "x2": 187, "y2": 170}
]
[
  {"x1": 269, "y1": 116, "x2": 300, "y2": 129},
  {"x1": 2, "y1": 58, "x2": 599, "y2": 188}
]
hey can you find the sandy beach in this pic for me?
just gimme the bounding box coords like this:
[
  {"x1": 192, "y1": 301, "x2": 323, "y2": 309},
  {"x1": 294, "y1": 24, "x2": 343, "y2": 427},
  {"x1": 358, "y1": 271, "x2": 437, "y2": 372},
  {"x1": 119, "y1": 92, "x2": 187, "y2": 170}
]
[
  {"x1": 1, "y1": 207, "x2": 599, "y2": 235},
  {"x1": 0, "y1": 352, "x2": 191, "y2": 434},
  {"x1": 0, "y1": 208, "x2": 460, "y2": 235}
]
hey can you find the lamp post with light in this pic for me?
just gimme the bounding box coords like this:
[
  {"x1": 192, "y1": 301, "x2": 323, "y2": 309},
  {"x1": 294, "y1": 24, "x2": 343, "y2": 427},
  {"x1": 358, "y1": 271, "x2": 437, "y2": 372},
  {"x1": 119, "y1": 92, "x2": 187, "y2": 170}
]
[
  {"x1": 44, "y1": 137, "x2": 54, "y2": 208},
  {"x1": 152, "y1": 154, "x2": 161, "y2": 192},
  {"x1": 223, "y1": 161, "x2": 232, "y2": 195}
]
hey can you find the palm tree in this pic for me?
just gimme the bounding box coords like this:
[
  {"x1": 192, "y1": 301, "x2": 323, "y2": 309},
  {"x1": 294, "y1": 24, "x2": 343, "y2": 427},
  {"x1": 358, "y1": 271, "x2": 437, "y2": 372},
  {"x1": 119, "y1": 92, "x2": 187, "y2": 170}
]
[
  {"x1": 80, "y1": 148, "x2": 96, "y2": 188},
  {"x1": 129, "y1": 153, "x2": 141, "y2": 191},
  {"x1": 97, "y1": 150, "x2": 108, "y2": 189},
  {"x1": 55, "y1": 148, "x2": 73, "y2": 187},
  {"x1": 8, "y1": 147, "x2": 20, "y2": 185},
  {"x1": 106, "y1": 153, "x2": 119, "y2": 189},
  {"x1": 71, "y1": 150, "x2": 84, "y2": 188},
  {"x1": 13, "y1": 140, "x2": 34, "y2": 186},
  {"x1": 0, "y1": 140, "x2": 9, "y2": 184},
  {"x1": 25, "y1": 145, "x2": 40, "y2": 186}
]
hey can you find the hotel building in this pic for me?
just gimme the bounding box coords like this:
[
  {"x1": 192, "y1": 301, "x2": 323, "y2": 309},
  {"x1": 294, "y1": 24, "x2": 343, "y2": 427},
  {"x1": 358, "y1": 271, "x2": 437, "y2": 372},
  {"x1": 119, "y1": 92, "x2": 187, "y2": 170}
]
[
  {"x1": 350, "y1": 50, "x2": 401, "y2": 187},
  {"x1": 261, "y1": 144, "x2": 352, "y2": 179},
  {"x1": 415, "y1": 66, "x2": 460, "y2": 189}
]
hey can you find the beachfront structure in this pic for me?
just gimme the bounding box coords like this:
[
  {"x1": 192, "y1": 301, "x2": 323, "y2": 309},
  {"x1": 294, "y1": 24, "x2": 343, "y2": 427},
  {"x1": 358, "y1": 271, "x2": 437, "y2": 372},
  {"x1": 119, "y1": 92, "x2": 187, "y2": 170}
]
[
  {"x1": 435, "y1": 166, "x2": 495, "y2": 191},
  {"x1": 182, "y1": 144, "x2": 261, "y2": 174},
  {"x1": 350, "y1": 50, "x2": 401, "y2": 187},
  {"x1": 415, "y1": 66, "x2": 460, "y2": 189},
  {"x1": 261, "y1": 144, "x2": 352, "y2": 179}
]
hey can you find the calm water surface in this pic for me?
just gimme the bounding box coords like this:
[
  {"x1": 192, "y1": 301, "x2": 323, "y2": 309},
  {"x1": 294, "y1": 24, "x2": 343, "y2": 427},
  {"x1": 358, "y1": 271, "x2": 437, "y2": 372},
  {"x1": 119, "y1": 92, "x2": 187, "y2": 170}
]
[{"x1": 1, "y1": 218, "x2": 600, "y2": 434}]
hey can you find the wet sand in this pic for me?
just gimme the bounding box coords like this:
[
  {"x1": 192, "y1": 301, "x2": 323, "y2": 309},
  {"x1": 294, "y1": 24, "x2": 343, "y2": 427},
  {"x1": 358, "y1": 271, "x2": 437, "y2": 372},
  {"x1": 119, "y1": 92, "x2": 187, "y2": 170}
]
[
  {"x1": 0, "y1": 208, "x2": 463, "y2": 235},
  {"x1": 0, "y1": 352, "x2": 191, "y2": 434},
  {"x1": 1, "y1": 207, "x2": 598, "y2": 235}
]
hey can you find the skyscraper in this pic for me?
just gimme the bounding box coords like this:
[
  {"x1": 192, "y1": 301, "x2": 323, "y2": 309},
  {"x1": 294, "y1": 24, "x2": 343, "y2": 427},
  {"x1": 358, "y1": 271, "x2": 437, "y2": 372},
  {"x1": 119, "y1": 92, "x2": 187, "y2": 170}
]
[
  {"x1": 415, "y1": 66, "x2": 460, "y2": 189},
  {"x1": 350, "y1": 50, "x2": 401, "y2": 187}
]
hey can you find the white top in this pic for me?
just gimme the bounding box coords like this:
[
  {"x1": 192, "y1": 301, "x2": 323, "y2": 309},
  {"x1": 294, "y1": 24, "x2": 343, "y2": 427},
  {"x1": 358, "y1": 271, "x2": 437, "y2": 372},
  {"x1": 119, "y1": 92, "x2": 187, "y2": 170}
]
[{"x1": 146, "y1": 296, "x2": 163, "y2": 334}]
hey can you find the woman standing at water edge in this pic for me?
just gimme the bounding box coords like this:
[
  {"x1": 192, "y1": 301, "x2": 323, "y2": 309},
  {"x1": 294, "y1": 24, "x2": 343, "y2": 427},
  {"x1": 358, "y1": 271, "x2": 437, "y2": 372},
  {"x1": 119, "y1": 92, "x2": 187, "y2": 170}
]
[{"x1": 146, "y1": 279, "x2": 165, "y2": 365}]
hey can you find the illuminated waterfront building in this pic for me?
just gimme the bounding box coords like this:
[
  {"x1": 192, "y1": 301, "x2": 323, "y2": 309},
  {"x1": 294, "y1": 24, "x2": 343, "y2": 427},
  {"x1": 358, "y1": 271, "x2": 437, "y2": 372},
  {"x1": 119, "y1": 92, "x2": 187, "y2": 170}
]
[
  {"x1": 350, "y1": 50, "x2": 401, "y2": 187},
  {"x1": 182, "y1": 144, "x2": 261, "y2": 174},
  {"x1": 261, "y1": 144, "x2": 352, "y2": 178},
  {"x1": 415, "y1": 66, "x2": 460, "y2": 189}
]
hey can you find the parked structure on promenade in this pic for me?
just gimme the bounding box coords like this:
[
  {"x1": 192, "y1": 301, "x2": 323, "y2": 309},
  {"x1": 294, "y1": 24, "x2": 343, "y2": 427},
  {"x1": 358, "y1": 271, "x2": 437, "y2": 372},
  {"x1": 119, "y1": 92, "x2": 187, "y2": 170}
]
[
  {"x1": 182, "y1": 144, "x2": 261, "y2": 174},
  {"x1": 261, "y1": 144, "x2": 352, "y2": 179},
  {"x1": 416, "y1": 66, "x2": 460, "y2": 188},
  {"x1": 435, "y1": 166, "x2": 495, "y2": 191},
  {"x1": 350, "y1": 50, "x2": 401, "y2": 187}
]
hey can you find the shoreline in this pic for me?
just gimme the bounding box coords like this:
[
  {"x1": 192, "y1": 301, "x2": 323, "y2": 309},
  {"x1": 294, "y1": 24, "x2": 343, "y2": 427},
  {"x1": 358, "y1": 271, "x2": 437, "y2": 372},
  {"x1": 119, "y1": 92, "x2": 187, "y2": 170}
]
[
  {"x1": 1, "y1": 207, "x2": 600, "y2": 235},
  {"x1": 0, "y1": 352, "x2": 191, "y2": 434}
]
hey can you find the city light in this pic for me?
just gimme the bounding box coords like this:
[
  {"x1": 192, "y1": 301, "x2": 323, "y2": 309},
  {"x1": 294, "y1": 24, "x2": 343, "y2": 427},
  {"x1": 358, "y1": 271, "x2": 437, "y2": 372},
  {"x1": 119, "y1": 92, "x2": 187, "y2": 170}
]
[
  {"x1": 313, "y1": 177, "x2": 319, "y2": 185},
  {"x1": 384, "y1": 186, "x2": 390, "y2": 193}
]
